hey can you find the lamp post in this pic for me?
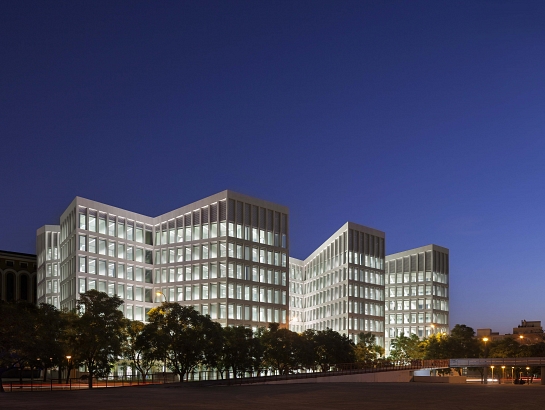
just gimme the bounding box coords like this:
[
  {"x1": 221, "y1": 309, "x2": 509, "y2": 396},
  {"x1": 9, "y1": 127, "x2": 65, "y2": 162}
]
[
  {"x1": 482, "y1": 338, "x2": 489, "y2": 384},
  {"x1": 501, "y1": 366, "x2": 505, "y2": 383},
  {"x1": 155, "y1": 291, "x2": 168, "y2": 382},
  {"x1": 66, "y1": 355, "x2": 72, "y2": 384},
  {"x1": 491, "y1": 366, "x2": 494, "y2": 382},
  {"x1": 526, "y1": 366, "x2": 530, "y2": 384}
]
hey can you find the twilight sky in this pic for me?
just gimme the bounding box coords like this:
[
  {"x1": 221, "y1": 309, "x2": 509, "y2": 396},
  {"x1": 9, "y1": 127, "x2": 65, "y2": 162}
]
[{"x1": 1, "y1": 1, "x2": 545, "y2": 334}]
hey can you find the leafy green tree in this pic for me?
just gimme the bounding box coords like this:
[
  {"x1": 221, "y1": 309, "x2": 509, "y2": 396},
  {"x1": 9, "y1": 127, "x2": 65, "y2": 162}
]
[
  {"x1": 122, "y1": 320, "x2": 157, "y2": 381},
  {"x1": 66, "y1": 290, "x2": 126, "y2": 388},
  {"x1": 447, "y1": 324, "x2": 480, "y2": 358},
  {"x1": 260, "y1": 323, "x2": 303, "y2": 374},
  {"x1": 389, "y1": 332, "x2": 424, "y2": 362},
  {"x1": 354, "y1": 332, "x2": 384, "y2": 363},
  {"x1": 489, "y1": 337, "x2": 523, "y2": 358},
  {"x1": 146, "y1": 303, "x2": 222, "y2": 381},
  {"x1": 313, "y1": 328, "x2": 355, "y2": 371},
  {"x1": 219, "y1": 326, "x2": 262, "y2": 378},
  {"x1": 299, "y1": 329, "x2": 319, "y2": 371}
]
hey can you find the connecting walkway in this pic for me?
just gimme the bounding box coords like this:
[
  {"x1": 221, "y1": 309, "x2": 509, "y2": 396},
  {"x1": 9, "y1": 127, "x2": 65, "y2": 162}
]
[
  {"x1": 201, "y1": 360, "x2": 450, "y2": 386},
  {"x1": 450, "y1": 357, "x2": 545, "y2": 385}
]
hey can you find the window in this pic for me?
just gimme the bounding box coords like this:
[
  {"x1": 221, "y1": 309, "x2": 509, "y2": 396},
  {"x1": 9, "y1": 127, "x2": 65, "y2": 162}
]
[
  {"x1": 98, "y1": 260, "x2": 106, "y2": 276},
  {"x1": 118, "y1": 223, "x2": 125, "y2": 239},
  {"x1": 98, "y1": 240, "x2": 107, "y2": 255},
  {"x1": 79, "y1": 257, "x2": 86, "y2": 273},
  {"x1": 109, "y1": 220, "x2": 116, "y2": 237},
  {"x1": 88, "y1": 258, "x2": 96, "y2": 274},
  {"x1": 108, "y1": 242, "x2": 116, "y2": 257},
  {"x1": 79, "y1": 235, "x2": 86, "y2": 251},
  {"x1": 108, "y1": 263, "x2": 116, "y2": 277}
]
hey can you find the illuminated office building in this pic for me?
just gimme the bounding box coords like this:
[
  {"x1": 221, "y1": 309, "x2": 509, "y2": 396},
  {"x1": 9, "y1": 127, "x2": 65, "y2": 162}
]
[
  {"x1": 36, "y1": 191, "x2": 289, "y2": 328},
  {"x1": 384, "y1": 245, "x2": 449, "y2": 354},
  {"x1": 289, "y1": 223, "x2": 386, "y2": 345}
]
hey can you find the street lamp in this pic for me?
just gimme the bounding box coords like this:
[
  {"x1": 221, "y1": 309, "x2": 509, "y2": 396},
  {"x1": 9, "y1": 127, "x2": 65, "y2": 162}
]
[
  {"x1": 501, "y1": 366, "x2": 505, "y2": 381},
  {"x1": 66, "y1": 355, "x2": 72, "y2": 383},
  {"x1": 526, "y1": 366, "x2": 530, "y2": 384},
  {"x1": 156, "y1": 291, "x2": 167, "y2": 302},
  {"x1": 491, "y1": 366, "x2": 494, "y2": 381}
]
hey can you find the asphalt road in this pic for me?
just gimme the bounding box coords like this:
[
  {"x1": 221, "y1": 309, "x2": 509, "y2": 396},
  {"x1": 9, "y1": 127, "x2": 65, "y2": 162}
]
[{"x1": 2, "y1": 382, "x2": 544, "y2": 409}]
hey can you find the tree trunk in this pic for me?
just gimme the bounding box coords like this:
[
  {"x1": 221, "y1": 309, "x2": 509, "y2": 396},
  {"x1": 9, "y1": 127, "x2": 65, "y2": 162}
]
[
  {"x1": 88, "y1": 369, "x2": 93, "y2": 389},
  {"x1": 43, "y1": 367, "x2": 48, "y2": 381}
]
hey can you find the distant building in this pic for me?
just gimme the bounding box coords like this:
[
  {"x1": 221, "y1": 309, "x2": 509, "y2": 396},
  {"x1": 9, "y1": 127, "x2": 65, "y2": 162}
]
[
  {"x1": 0, "y1": 250, "x2": 37, "y2": 303},
  {"x1": 384, "y1": 245, "x2": 450, "y2": 355},
  {"x1": 477, "y1": 320, "x2": 544, "y2": 344}
]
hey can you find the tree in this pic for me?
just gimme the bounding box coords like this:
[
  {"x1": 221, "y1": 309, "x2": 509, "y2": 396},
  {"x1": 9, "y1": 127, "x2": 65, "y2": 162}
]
[
  {"x1": 354, "y1": 332, "x2": 384, "y2": 363},
  {"x1": 146, "y1": 303, "x2": 222, "y2": 381},
  {"x1": 489, "y1": 337, "x2": 523, "y2": 358},
  {"x1": 260, "y1": 323, "x2": 303, "y2": 374},
  {"x1": 122, "y1": 320, "x2": 157, "y2": 381},
  {"x1": 389, "y1": 332, "x2": 424, "y2": 362},
  {"x1": 219, "y1": 326, "x2": 261, "y2": 378},
  {"x1": 313, "y1": 328, "x2": 355, "y2": 371},
  {"x1": 0, "y1": 302, "x2": 38, "y2": 392},
  {"x1": 33, "y1": 303, "x2": 66, "y2": 382},
  {"x1": 66, "y1": 290, "x2": 125, "y2": 388}
]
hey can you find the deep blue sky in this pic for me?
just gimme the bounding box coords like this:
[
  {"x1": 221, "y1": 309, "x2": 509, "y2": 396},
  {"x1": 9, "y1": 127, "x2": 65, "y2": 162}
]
[{"x1": 2, "y1": 1, "x2": 545, "y2": 334}]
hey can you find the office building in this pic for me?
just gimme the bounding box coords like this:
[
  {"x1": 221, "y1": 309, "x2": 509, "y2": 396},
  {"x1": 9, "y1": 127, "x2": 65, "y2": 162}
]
[
  {"x1": 289, "y1": 222, "x2": 386, "y2": 345},
  {"x1": 36, "y1": 225, "x2": 61, "y2": 308},
  {"x1": 384, "y1": 245, "x2": 449, "y2": 354},
  {"x1": 36, "y1": 190, "x2": 289, "y2": 328}
]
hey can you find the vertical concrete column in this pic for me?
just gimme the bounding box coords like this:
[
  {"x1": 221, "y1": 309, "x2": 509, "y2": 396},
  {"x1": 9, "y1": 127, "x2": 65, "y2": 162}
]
[
  {"x1": 483, "y1": 367, "x2": 488, "y2": 384},
  {"x1": 541, "y1": 367, "x2": 545, "y2": 385}
]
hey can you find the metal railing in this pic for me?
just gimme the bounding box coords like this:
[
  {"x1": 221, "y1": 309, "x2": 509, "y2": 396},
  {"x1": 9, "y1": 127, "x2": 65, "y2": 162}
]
[
  {"x1": 200, "y1": 360, "x2": 451, "y2": 386},
  {"x1": 2, "y1": 359, "x2": 452, "y2": 392},
  {"x1": 1, "y1": 373, "x2": 174, "y2": 393}
]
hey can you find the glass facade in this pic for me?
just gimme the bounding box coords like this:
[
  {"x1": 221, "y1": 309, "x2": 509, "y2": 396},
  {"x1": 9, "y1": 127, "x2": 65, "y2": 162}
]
[
  {"x1": 46, "y1": 191, "x2": 289, "y2": 329},
  {"x1": 384, "y1": 245, "x2": 450, "y2": 355},
  {"x1": 288, "y1": 223, "x2": 386, "y2": 345}
]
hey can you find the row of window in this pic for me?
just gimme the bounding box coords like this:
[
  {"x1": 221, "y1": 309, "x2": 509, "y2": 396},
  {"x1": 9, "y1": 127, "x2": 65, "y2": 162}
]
[
  {"x1": 385, "y1": 299, "x2": 449, "y2": 312},
  {"x1": 77, "y1": 257, "x2": 288, "y2": 286},
  {"x1": 304, "y1": 300, "x2": 384, "y2": 322},
  {"x1": 387, "y1": 285, "x2": 449, "y2": 299},
  {"x1": 385, "y1": 271, "x2": 448, "y2": 285},
  {"x1": 154, "y1": 264, "x2": 287, "y2": 286},
  {"x1": 79, "y1": 211, "x2": 288, "y2": 249},
  {"x1": 303, "y1": 284, "x2": 384, "y2": 308},
  {"x1": 77, "y1": 235, "x2": 288, "y2": 267},
  {"x1": 79, "y1": 214, "x2": 152, "y2": 244},
  {"x1": 156, "y1": 283, "x2": 287, "y2": 304},
  {"x1": 386, "y1": 326, "x2": 448, "y2": 339},
  {"x1": 388, "y1": 313, "x2": 435, "y2": 325}
]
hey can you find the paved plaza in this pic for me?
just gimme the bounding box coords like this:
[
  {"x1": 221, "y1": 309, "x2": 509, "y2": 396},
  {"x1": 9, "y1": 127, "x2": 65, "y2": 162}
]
[{"x1": 2, "y1": 382, "x2": 545, "y2": 410}]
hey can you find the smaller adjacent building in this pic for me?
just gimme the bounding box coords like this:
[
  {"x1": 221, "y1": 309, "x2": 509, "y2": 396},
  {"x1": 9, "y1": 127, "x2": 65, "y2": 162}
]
[
  {"x1": 36, "y1": 225, "x2": 61, "y2": 309},
  {"x1": 0, "y1": 250, "x2": 37, "y2": 303},
  {"x1": 384, "y1": 244, "x2": 449, "y2": 355}
]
